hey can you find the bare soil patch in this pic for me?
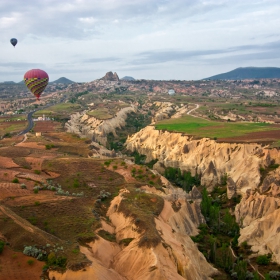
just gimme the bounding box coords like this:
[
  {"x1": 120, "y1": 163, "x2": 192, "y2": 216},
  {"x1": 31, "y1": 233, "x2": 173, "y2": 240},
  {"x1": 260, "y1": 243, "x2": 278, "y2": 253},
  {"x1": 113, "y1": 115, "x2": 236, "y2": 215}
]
[
  {"x1": 0, "y1": 156, "x2": 20, "y2": 168},
  {"x1": 0, "y1": 183, "x2": 30, "y2": 200},
  {"x1": 16, "y1": 141, "x2": 47, "y2": 149},
  {"x1": 0, "y1": 246, "x2": 44, "y2": 280},
  {"x1": 33, "y1": 121, "x2": 61, "y2": 133},
  {"x1": 0, "y1": 146, "x2": 31, "y2": 158},
  {"x1": 217, "y1": 128, "x2": 280, "y2": 143}
]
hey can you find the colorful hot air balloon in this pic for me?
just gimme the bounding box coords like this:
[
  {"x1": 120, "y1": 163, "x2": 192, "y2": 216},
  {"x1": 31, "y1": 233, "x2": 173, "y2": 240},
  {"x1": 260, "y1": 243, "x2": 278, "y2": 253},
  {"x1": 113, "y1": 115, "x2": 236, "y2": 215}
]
[
  {"x1": 10, "y1": 38, "x2": 17, "y2": 47},
  {"x1": 24, "y1": 69, "x2": 49, "y2": 100}
]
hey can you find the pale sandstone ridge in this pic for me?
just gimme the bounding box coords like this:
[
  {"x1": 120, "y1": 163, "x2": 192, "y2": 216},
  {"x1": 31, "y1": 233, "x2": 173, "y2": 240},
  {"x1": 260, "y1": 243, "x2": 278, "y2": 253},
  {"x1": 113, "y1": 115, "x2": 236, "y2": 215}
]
[
  {"x1": 50, "y1": 189, "x2": 217, "y2": 280},
  {"x1": 125, "y1": 126, "x2": 280, "y2": 193},
  {"x1": 65, "y1": 106, "x2": 136, "y2": 146},
  {"x1": 235, "y1": 167, "x2": 280, "y2": 263}
]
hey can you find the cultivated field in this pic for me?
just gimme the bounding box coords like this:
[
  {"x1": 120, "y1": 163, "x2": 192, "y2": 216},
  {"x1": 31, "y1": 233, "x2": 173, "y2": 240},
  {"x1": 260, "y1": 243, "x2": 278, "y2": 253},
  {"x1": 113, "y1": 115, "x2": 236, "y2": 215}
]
[
  {"x1": 33, "y1": 121, "x2": 62, "y2": 133},
  {"x1": 155, "y1": 115, "x2": 280, "y2": 144},
  {"x1": 87, "y1": 108, "x2": 113, "y2": 119},
  {"x1": 33, "y1": 103, "x2": 81, "y2": 118}
]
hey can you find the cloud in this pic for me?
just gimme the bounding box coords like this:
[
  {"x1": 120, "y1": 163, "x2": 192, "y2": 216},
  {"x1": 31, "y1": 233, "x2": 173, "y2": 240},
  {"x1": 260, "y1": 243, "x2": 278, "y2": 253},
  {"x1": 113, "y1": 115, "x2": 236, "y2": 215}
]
[
  {"x1": 83, "y1": 57, "x2": 120, "y2": 63},
  {"x1": 129, "y1": 40, "x2": 280, "y2": 65},
  {"x1": 0, "y1": 62, "x2": 45, "y2": 69}
]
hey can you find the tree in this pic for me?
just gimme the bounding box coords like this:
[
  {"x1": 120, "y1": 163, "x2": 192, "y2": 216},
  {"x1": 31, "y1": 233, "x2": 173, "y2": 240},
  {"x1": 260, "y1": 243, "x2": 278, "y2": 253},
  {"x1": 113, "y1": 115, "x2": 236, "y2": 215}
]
[
  {"x1": 209, "y1": 235, "x2": 217, "y2": 264},
  {"x1": 219, "y1": 243, "x2": 233, "y2": 271},
  {"x1": 201, "y1": 188, "x2": 212, "y2": 220},
  {"x1": 232, "y1": 259, "x2": 248, "y2": 280}
]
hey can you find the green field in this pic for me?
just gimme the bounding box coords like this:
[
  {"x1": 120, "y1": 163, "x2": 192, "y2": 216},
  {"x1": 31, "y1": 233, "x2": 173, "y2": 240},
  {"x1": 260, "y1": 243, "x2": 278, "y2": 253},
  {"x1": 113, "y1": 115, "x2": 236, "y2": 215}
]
[
  {"x1": 87, "y1": 109, "x2": 113, "y2": 119},
  {"x1": 34, "y1": 103, "x2": 81, "y2": 116},
  {"x1": 155, "y1": 115, "x2": 279, "y2": 139},
  {"x1": 0, "y1": 116, "x2": 26, "y2": 122}
]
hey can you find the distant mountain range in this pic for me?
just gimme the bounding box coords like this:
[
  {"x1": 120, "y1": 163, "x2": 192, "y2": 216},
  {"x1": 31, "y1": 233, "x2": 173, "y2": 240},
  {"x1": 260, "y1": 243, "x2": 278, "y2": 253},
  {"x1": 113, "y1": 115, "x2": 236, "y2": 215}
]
[
  {"x1": 3, "y1": 81, "x2": 16, "y2": 84},
  {"x1": 121, "y1": 76, "x2": 135, "y2": 81},
  {"x1": 50, "y1": 77, "x2": 75, "y2": 84},
  {"x1": 1, "y1": 77, "x2": 75, "y2": 84},
  {"x1": 206, "y1": 67, "x2": 280, "y2": 80}
]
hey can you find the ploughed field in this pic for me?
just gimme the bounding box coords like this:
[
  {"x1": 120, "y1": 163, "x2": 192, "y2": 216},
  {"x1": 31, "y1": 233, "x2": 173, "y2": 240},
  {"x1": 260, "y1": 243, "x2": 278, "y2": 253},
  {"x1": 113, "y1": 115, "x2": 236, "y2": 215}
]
[{"x1": 155, "y1": 115, "x2": 280, "y2": 145}]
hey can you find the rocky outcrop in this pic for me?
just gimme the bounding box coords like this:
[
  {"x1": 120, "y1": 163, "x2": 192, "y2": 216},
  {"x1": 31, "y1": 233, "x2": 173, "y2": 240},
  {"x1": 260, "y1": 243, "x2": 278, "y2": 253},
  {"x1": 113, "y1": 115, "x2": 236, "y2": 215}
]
[
  {"x1": 125, "y1": 126, "x2": 280, "y2": 193},
  {"x1": 235, "y1": 167, "x2": 280, "y2": 262},
  {"x1": 101, "y1": 71, "x2": 120, "y2": 81},
  {"x1": 50, "y1": 188, "x2": 217, "y2": 280},
  {"x1": 65, "y1": 106, "x2": 136, "y2": 146},
  {"x1": 152, "y1": 102, "x2": 175, "y2": 123}
]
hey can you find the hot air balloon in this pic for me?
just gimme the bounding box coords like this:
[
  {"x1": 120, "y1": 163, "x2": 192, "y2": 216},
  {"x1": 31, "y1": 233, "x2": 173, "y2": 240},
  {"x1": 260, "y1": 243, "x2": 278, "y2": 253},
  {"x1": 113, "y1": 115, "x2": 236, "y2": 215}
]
[
  {"x1": 24, "y1": 69, "x2": 49, "y2": 101},
  {"x1": 10, "y1": 38, "x2": 17, "y2": 47}
]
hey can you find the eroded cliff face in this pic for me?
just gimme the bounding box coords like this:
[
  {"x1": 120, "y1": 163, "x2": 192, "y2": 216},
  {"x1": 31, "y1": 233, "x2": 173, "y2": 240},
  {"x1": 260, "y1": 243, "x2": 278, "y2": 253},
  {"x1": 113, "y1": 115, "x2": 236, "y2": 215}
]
[
  {"x1": 125, "y1": 126, "x2": 280, "y2": 264},
  {"x1": 49, "y1": 188, "x2": 217, "y2": 280},
  {"x1": 65, "y1": 106, "x2": 136, "y2": 146},
  {"x1": 235, "y1": 167, "x2": 280, "y2": 262},
  {"x1": 125, "y1": 126, "x2": 280, "y2": 193}
]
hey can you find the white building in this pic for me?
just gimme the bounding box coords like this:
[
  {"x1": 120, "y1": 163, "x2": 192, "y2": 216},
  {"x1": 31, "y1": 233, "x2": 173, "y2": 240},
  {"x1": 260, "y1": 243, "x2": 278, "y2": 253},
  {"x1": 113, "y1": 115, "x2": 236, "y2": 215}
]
[{"x1": 168, "y1": 89, "x2": 175, "y2": 95}]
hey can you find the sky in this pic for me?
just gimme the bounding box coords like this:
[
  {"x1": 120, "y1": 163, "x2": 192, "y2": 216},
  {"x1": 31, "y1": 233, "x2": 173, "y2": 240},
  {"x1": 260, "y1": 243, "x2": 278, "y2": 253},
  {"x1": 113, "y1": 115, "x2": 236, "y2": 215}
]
[{"x1": 1, "y1": 0, "x2": 280, "y2": 82}]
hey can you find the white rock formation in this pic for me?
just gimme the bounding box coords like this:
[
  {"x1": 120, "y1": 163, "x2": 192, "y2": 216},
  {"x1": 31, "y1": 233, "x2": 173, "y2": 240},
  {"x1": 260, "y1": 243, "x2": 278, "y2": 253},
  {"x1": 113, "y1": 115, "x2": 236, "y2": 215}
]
[
  {"x1": 125, "y1": 126, "x2": 280, "y2": 193},
  {"x1": 65, "y1": 106, "x2": 136, "y2": 146}
]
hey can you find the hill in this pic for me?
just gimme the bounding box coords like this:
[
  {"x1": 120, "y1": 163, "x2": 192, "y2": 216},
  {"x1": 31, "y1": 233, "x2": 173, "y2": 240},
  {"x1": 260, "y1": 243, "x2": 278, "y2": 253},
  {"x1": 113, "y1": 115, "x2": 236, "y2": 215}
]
[
  {"x1": 121, "y1": 76, "x2": 135, "y2": 81},
  {"x1": 2, "y1": 81, "x2": 16, "y2": 84},
  {"x1": 51, "y1": 77, "x2": 75, "y2": 84},
  {"x1": 206, "y1": 67, "x2": 280, "y2": 80}
]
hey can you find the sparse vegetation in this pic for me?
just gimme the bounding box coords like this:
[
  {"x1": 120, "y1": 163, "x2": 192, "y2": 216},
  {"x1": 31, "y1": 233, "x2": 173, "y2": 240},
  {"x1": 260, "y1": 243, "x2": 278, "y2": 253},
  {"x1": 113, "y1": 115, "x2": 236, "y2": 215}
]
[
  {"x1": 0, "y1": 240, "x2": 5, "y2": 254},
  {"x1": 12, "y1": 178, "x2": 19, "y2": 183}
]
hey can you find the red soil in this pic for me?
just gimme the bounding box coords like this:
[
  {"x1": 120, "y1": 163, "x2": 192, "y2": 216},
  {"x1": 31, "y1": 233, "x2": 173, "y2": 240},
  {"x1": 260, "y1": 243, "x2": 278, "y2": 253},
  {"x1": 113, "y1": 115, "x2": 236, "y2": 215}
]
[
  {"x1": 217, "y1": 128, "x2": 280, "y2": 143},
  {"x1": 0, "y1": 246, "x2": 44, "y2": 280},
  {"x1": 33, "y1": 121, "x2": 59, "y2": 133}
]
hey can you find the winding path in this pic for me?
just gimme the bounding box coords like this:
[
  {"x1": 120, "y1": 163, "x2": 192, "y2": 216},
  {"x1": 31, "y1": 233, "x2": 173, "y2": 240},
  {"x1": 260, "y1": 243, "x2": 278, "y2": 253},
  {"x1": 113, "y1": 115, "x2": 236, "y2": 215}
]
[{"x1": 186, "y1": 103, "x2": 209, "y2": 121}]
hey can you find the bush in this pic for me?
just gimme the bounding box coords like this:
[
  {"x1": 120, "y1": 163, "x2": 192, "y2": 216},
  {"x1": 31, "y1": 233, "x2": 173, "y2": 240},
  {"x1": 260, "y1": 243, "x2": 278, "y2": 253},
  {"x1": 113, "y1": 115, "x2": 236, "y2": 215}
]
[
  {"x1": 269, "y1": 271, "x2": 280, "y2": 279},
  {"x1": 12, "y1": 178, "x2": 19, "y2": 183},
  {"x1": 0, "y1": 240, "x2": 5, "y2": 254},
  {"x1": 256, "y1": 255, "x2": 270, "y2": 265},
  {"x1": 27, "y1": 259, "x2": 34, "y2": 265}
]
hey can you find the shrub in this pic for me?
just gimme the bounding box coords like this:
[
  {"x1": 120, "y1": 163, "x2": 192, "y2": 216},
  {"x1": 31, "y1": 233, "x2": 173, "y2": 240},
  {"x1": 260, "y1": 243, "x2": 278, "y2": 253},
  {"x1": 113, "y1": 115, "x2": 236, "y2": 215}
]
[
  {"x1": 34, "y1": 170, "x2": 41, "y2": 175},
  {"x1": 47, "y1": 252, "x2": 56, "y2": 266},
  {"x1": 27, "y1": 259, "x2": 34, "y2": 265},
  {"x1": 256, "y1": 255, "x2": 270, "y2": 265},
  {"x1": 0, "y1": 240, "x2": 5, "y2": 254},
  {"x1": 45, "y1": 144, "x2": 54, "y2": 150},
  {"x1": 12, "y1": 178, "x2": 19, "y2": 183},
  {"x1": 269, "y1": 271, "x2": 280, "y2": 279}
]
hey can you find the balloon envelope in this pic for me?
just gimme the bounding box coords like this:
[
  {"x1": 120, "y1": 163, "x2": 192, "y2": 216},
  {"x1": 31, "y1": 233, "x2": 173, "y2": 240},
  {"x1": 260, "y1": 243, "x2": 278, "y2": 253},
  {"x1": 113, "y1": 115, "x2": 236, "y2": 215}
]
[
  {"x1": 10, "y1": 38, "x2": 17, "y2": 47},
  {"x1": 24, "y1": 69, "x2": 49, "y2": 100}
]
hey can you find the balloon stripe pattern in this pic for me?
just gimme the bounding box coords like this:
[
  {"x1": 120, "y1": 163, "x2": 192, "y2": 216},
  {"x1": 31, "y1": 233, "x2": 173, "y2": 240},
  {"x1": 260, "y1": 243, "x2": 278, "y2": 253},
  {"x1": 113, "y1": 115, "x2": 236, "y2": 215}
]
[{"x1": 24, "y1": 69, "x2": 49, "y2": 100}]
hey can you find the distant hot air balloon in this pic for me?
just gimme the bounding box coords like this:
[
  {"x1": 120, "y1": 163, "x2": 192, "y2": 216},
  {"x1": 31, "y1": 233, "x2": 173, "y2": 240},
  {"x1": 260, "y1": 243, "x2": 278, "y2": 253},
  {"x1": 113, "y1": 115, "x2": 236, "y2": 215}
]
[
  {"x1": 24, "y1": 69, "x2": 49, "y2": 101},
  {"x1": 10, "y1": 38, "x2": 18, "y2": 47}
]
